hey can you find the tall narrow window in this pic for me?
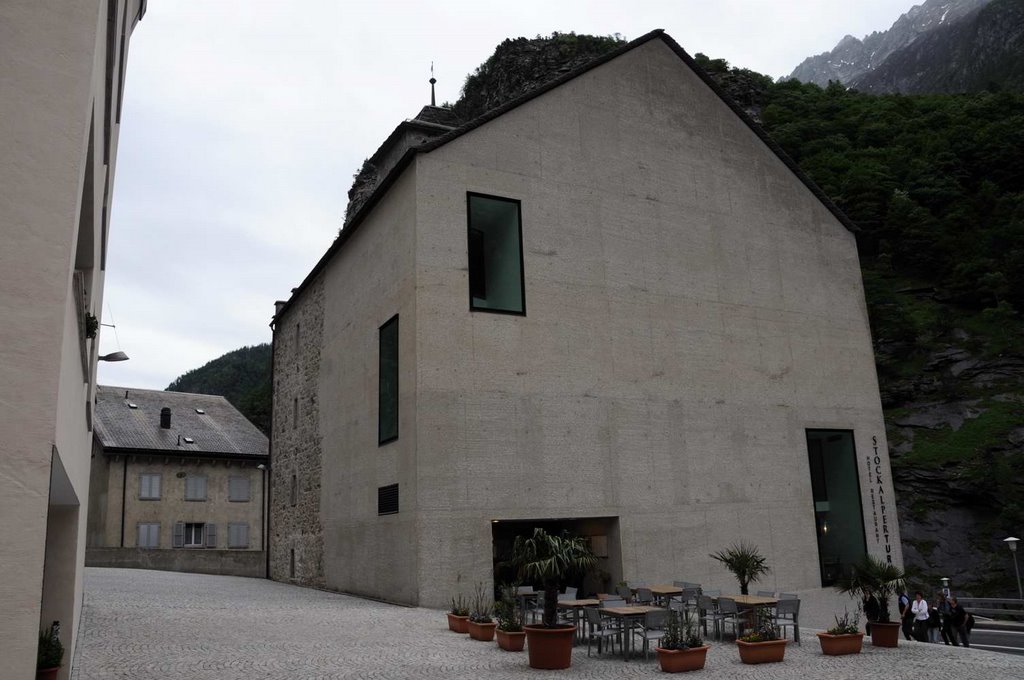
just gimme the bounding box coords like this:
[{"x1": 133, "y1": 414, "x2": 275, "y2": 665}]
[
  {"x1": 290, "y1": 473, "x2": 297, "y2": 506},
  {"x1": 378, "y1": 315, "x2": 399, "y2": 445},
  {"x1": 293, "y1": 396, "x2": 299, "y2": 428},
  {"x1": 806, "y1": 430, "x2": 868, "y2": 586},
  {"x1": 467, "y1": 193, "x2": 525, "y2": 314},
  {"x1": 378, "y1": 484, "x2": 399, "y2": 515}
]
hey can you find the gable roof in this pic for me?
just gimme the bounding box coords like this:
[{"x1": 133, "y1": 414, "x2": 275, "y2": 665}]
[
  {"x1": 274, "y1": 29, "x2": 857, "y2": 325},
  {"x1": 94, "y1": 385, "x2": 268, "y2": 458}
]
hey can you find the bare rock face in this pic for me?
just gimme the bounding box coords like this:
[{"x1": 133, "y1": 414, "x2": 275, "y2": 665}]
[{"x1": 787, "y1": 0, "x2": 994, "y2": 86}]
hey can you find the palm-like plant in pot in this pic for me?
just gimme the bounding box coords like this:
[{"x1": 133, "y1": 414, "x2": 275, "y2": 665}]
[
  {"x1": 835, "y1": 555, "x2": 906, "y2": 648},
  {"x1": 508, "y1": 528, "x2": 596, "y2": 669},
  {"x1": 709, "y1": 542, "x2": 770, "y2": 595}
]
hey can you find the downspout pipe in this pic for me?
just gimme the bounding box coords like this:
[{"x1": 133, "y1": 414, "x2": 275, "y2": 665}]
[{"x1": 119, "y1": 455, "x2": 127, "y2": 547}]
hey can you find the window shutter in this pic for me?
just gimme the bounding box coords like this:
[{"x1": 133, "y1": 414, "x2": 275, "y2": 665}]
[
  {"x1": 137, "y1": 523, "x2": 146, "y2": 547},
  {"x1": 205, "y1": 523, "x2": 217, "y2": 548},
  {"x1": 153, "y1": 474, "x2": 161, "y2": 499},
  {"x1": 239, "y1": 523, "x2": 249, "y2": 548},
  {"x1": 229, "y1": 476, "x2": 250, "y2": 502},
  {"x1": 149, "y1": 523, "x2": 160, "y2": 548},
  {"x1": 197, "y1": 476, "x2": 207, "y2": 500},
  {"x1": 173, "y1": 521, "x2": 184, "y2": 548}
]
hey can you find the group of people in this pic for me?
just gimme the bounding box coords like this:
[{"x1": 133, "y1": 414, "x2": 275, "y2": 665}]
[
  {"x1": 861, "y1": 589, "x2": 972, "y2": 646},
  {"x1": 900, "y1": 591, "x2": 973, "y2": 646}
]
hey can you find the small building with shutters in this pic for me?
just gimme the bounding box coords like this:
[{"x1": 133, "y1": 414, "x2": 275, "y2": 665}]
[{"x1": 86, "y1": 386, "x2": 269, "y2": 577}]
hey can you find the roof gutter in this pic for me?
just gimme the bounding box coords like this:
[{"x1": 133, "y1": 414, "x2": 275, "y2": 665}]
[{"x1": 103, "y1": 447, "x2": 268, "y2": 463}]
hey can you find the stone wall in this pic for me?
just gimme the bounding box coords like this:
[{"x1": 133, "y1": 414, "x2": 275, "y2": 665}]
[
  {"x1": 86, "y1": 548, "x2": 265, "y2": 578},
  {"x1": 270, "y1": 276, "x2": 325, "y2": 586}
]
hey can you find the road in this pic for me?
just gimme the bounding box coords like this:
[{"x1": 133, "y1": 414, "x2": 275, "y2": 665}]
[{"x1": 972, "y1": 628, "x2": 1024, "y2": 656}]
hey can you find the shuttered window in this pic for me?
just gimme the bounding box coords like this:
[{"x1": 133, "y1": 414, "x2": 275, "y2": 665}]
[
  {"x1": 227, "y1": 523, "x2": 249, "y2": 549},
  {"x1": 173, "y1": 522, "x2": 215, "y2": 548},
  {"x1": 184, "y1": 475, "x2": 207, "y2": 501},
  {"x1": 139, "y1": 473, "x2": 161, "y2": 500},
  {"x1": 378, "y1": 483, "x2": 399, "y2": 515},
  {"x1": 137, "y1": 522, "x2": 159, "y2": 548},
  {"x1": 228, "y1": 475, "x2": 251, "y2": 502}
]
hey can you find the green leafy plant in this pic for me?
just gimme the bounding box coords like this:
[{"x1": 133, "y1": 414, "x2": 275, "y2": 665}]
[
  {"x1": 659, "y1": 609, "x2": 705, "y2": 650},
  {"x1": 469, "y1": 582, "x2": 493, "y2": 624},
  {"x1": 494, "y1": 584, "x2": 524, "y2": 632},
  {"x1": 84, "y1": 313, "x2": 99, "y2": 340},
  {"x1": 827, "y1": 609, "x2": 860, "y2": 635},
  {"x1": 738, "y1": 606, "x2": 780, "y2": 643},
  {"x1": 506, "y1": 528, "x2": 596, "y2": 627},
  {"x1": 709, "y1": 542, "x2": 770, "y2": 595},
  {"x1": 835, "y1": 555, "x2": 907, "y2": 623},
  {"x1": 37, "y1": 625, "x2": 63, "y2": 670},
  {"x1": 449, "y1": 594, "x2": 469, "y2": 617}
]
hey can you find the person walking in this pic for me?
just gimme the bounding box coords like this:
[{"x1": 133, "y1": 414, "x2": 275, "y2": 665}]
[
  {"x1": 927, "y1": 595, "x2": 942, "y2": 642},
  {"x1": 899, "y1": 590, "x2": 914, "y2": 641},
  {"x1": 862, "y1": 589, "x2": 881, "y2": 636},
  {"x1": 949, "y1": 596, "x2": 970, "y2": 647},
  {"x1": 911, "y1": 591, "x2": 930, "y2": 642},
  {"x1": 936, "y1": 592, "x2": 954, "y2": 645}
]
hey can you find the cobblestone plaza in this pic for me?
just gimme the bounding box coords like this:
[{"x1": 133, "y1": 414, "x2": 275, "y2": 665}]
[{"x1": 72, "y1": 569, "x2": 1021, "y2": 679}]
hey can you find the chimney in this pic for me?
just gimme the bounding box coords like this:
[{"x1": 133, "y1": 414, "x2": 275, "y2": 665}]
[{"x1": 160, "y1": 407, "x2": 171, "y2": 429}]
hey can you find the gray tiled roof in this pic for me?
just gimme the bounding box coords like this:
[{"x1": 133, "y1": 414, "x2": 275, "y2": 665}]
[{"x1": 94, "y1": 385, "x2": 268, "y2": 457}]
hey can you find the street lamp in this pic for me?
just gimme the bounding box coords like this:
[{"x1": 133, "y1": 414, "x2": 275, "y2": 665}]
[
  {"x1": 98, "y1": 351, "x2": 129, "y2": 362},
  {"x1": 1005, "y1": 537, "x2": 1022, "y2": 599},
  {"x1": 940, "y1": 577, "x2": 950, "y2": 597}
]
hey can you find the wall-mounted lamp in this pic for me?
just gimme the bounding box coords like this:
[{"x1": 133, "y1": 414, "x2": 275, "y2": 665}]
[{"x1": 98, "y1": 351, "x2": 129, "y2": 362}]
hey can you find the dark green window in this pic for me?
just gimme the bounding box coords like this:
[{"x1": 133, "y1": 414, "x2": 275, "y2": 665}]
[
  {"x1": 467, "y1": 193, "x2": 525, "y2": 314},
  {"x1": 378, "y1": 314, "x2": 399, "y2": 445},
  {"x1": 806, "y1": 430, "x2": 868, "y2": 586}
]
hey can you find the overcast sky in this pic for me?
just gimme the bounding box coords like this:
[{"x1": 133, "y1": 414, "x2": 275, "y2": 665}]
[{"x1": 99, "y1": 0, "x2": 919, "y2": 389}]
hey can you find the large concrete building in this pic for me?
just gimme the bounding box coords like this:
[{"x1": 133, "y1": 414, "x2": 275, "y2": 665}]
[
  {"x1": 269, "y1": 31, "x2": 903, "y2": 607},
  {"x1": 0, "y1": 1, "x2": 145, "y2": 677},
  {"x1": 87, "y1": 386, "x2": 268, "y2": 578}
]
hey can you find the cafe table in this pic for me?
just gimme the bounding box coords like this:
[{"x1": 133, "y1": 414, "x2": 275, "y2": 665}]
[
  {"x1": 716, "y1": 594, "x2": 778, "y2": 636},
  {"x1": 556, "y1": 599, "x2": 601, "y2": 642},
  {"x1": 598, "y1": 605, "x2": 662, "y2": 660},
  {"x1": 644, "y1": 584, "x2": 683, "y2": 606}
]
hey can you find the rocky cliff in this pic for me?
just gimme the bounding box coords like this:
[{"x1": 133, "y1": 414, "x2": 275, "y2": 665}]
[{"x1": 788, "y1": 0, "x2": 993, "y2": 86}]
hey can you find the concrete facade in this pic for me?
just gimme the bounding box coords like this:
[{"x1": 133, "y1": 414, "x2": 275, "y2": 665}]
[
  {"x1": 87, "y1": 386, "x2": 268, "y2": 574},
  {"x1": 0, "y1": 2, "x2": 144, "y2": 678},
  {"x1": 271, "y1": 33, "x2": 903, "y2": 609}
]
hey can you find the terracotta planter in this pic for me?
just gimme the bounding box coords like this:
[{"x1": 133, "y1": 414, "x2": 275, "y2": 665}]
[
  {"x1": 736, "y1": 639, "x2": 787, "y2": 664},
  {"x1": 36, "y1": 669, "x2": 60, "y2": 680},
  {"x1": 655, "y1": 645, "x2": 710, "y2": 672},
  {"x1": 468, "y1": 620, "x2": 497, "y2": 641},
  {"x1": 496, "y1": 628, "x2": 526, "y2": 651},
  {"x1": 817, "y1": 631, "x2": 864, "y2": 655},
  {"x1": 523, "y1": 624, "x2": 576, "y2": 669},
  {"x1": 869, "y1": 621, "x2": 901, "y2": 648},
  {"x1": 447, "y1": 613, "x2": 469, "y2": 634}
]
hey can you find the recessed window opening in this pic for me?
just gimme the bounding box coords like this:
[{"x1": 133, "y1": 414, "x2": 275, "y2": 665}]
[
  {"x1": 290, "y1": 548, "x2": 296, "y2": 578},
  {"x1": 467, "y1": 193, "x2": 525, "y2": 315},
  {"x1": 293, "y1": 397, "x2": 298, "y2": 428},
  {"x1": 139, "y1": 473, "x2": 161, "y2": 500},
  {"x1": 290, "y1": 474, "x2": 297, "y2": 506},
  {"x1": 378, "y1": 483, "x2": 399, "y2": 515},
  {"x1": 184, "y1": 522, "x2": 205, "y2": 547},
  {"x1": 378, "y1": 315, "x2": 399, "y2": 445}
]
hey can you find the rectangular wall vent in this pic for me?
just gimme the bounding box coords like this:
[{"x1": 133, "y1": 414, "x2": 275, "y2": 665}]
[{"x1": 377, "y1": 483, "x2": 399, "y2": 516}]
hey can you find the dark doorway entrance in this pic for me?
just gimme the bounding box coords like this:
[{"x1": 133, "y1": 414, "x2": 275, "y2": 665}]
[{"x1": 491, "y1": 517, "x2": 621, "y2": 597}]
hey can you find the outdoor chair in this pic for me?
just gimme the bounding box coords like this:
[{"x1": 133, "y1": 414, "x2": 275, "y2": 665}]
[
  {"x1": 633, "y1": 608, "x2": 670, "y2": 660},
  {"x1": 584, "y1": 607, "x2": 620, "y2": 656},
  {"x1": 757, "y1": 590, "x2": 775, "y2": 597},
  {"x1": 780, "y1": 592, "x2": 798, "y2": 600},
  {"x1": 702, "y1": 588, "x2": 721, "y2": 597},
  {"x1": 561, "y1": 586, "x2": 577, "y2": 600},
  {"x1": 716, "y1": 597, "x2": 743, "y2": 640},
  {"x1": 634, "y1": 587, "x2": 654, "y2": 605},
  {"x1": 697, "y1": 594, "x2": 725, "y2": 640},
  {"x1": 615, "y1": 584, "x2": 632, "y2": 602},
  {"x1": 773, "y1": 598, "x2": 801, "y2": 645}
]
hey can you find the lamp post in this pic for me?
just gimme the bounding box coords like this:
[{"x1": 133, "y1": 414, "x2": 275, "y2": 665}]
[
  {"x1": 940, "y1": 577, "x2": 950, "y2": 598},
  {"x1": 1005, "y1": 537, "x2": 1022, "y2": 599}
]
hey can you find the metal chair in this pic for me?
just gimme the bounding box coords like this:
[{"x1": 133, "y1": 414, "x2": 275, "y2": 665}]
[
  {"x1": 774, "y1": 598, "x2": 801, "y2": 645},
  {"x1": 757, "y1": 590, "x2": 775, "y2": 597},
  {"x1": 701, "y1": 588, "x2": 721, "y2": 597},
  {"x1": 615, "y1": 584, "x2": 632, "y2": 602},
  {"x1": 584, "y1": 607, "x2": 619, "y2": 656},
  {"x1": 561, "y1": 586, "x2": 578, "y2": 600},
  {"x1": 634, "y1": 587, "x2": 654, "y2": 605},
  {"x1": 780, "y1": 592, "x2": 798, "y2": 600},
  {"x1": 716, "y1": 597, "x2": 743, "y2": 640},
  {"x1": 633, "y1": 608, "x2": 669, "y2": 660},
  {"x1": 697, "y1": 594, "x2": 725, "y2": 640}
]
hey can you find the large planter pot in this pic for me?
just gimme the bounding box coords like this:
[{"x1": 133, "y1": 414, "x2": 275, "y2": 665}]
[
  {"x1": 523, "y1": 624, "x2": 576, "y2": 669},
  {"x1": 468, "y1": 620, "x2": 498, "y2": 641},
  {"x1": 655, "y1": 645, "x2": 710, "y2": 672},
  {"x1": 736, "y1": 639, "x2": 787, "y2": 664},
  {"x1": 817, "y1": 632, "x2": 864, "y2": 655},
  {"x1": 496, "y1": 628, "x2": 526, "y2": 652},
  {"x1": 36, "y1": 669, "x2": 60, "y2": 680},
  {"x1": 447, "y1": 613, "x2": 469, "y2": 634},
  {"x1": 869, "y1": 621, "x2": 901, "y2": 648}
]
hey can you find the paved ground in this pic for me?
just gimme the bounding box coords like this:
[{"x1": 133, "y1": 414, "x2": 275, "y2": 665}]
[{"x1": 73, "y1": 568, "x2": 1023, "y2": 679}]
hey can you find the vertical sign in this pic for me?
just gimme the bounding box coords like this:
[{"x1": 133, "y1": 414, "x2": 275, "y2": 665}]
[{"x1": 865, "y1": 436, "x2": 893, "y2": 563}]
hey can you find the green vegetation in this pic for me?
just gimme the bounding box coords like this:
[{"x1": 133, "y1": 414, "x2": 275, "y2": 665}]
[
  {"x1": 166, "y1": 344, "x2": 271, "y2": 434},
  {"x1": 892, "y1": 398, "x2": 1023, "y2": 469}
]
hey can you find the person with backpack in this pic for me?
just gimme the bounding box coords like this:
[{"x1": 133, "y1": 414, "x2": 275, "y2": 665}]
[
  {"x1": 898, "y1": 590, "x2": 914, "y2": 641},
  {"x1": 949, "y1": 596, "x2": 970, "y2": 647}
]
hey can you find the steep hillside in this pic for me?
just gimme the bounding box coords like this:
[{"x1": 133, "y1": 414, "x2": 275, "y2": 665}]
[
  {"x1": 166, "y1": 344, "x2": 271, "y2": 434},
  {"x1": 852, "y1": 0, "x2": 1024, "y2": 93},
  {"x1": 788, "y1": 0, "x2": 992, "y2": 86}
]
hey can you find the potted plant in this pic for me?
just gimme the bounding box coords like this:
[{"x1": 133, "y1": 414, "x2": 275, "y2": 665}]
[
  {"x1": 709, "y1": 542, "x2": 770, "y2": 595},
  {"x1": 507, "y1": 528, "x2": 596, "y2": 669},
  {"x1": 447, "y1": 594, "x2": 470, "y2": 634},
  {"x1": 467, "y1": 582, "x2": 498, "y2": 641},
  {"x1": 494, "y1": 584, "x2": 526, "y2": 651},
  {"x1": 817, "y1": 609, "x2": 864, "y2": 655},
  {"x1": 37, "y1": 624, "x2": 63, "y2": 680},
  {"x1": 736, "y1": 607, "x2": 787, "y2": 664},
  {"x1": 655, "y1": 609, "x2": 710, "y2": 672},
  {"x1": 835, "y1": 555, "x2": 907, "y2": 648}
]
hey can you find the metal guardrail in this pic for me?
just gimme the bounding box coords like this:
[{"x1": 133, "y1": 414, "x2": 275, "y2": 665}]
[{"x1": 958, "y1": 597, "x2": 1024, "y2": 620}]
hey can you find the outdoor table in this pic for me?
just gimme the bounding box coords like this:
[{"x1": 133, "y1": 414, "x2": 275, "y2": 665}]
[
  {"x1": 599, "y1": 605, "x2": 662, "y2": 660},
  {"x1": 557, "y1": 599, "x2": 601, "y2": 642},
  {"x1": 644, "y1": 584, "x2": 683, "y2": 606},
  {"x1": 716, "y1": 594, "x2": 778, "y2": 635}
]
